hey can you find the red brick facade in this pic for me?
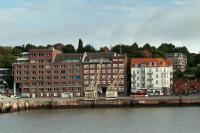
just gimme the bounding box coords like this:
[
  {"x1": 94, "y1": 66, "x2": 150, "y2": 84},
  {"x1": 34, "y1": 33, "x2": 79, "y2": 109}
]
[{"x1": 13, "y1": 48, "x2": 127, "y2": 98}]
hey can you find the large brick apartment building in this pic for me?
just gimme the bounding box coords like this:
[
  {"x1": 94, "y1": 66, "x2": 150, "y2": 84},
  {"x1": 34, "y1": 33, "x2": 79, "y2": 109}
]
[{"x1": 12, "y1": 48, "x2": 127, "y2": 98}]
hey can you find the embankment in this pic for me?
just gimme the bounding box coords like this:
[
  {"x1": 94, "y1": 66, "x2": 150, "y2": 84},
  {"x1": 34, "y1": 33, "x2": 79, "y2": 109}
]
[{"x1": 1, "y1": 96, "x2": 200, "y2": 114}]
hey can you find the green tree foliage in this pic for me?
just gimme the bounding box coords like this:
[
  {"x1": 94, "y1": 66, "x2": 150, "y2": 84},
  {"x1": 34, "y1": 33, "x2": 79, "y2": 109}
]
[
  {"x1": 83, "y1": 44, "x2": 96, "y2": 52},
  {"x1": 62, "y1": 44, "x2": 75, "y2": 53},
  {"x1": 143, "y1": 43, "x2": 152, "y2": 50},
  {"x1": 98, "y1": 46, "x2": 109, "y2": 52},
  {"x1": 194, "y1": 54, "x2": 200, "y2": 66},
  {"x1": 158, "y1": 43, "x2": 176, "y2": 53}
]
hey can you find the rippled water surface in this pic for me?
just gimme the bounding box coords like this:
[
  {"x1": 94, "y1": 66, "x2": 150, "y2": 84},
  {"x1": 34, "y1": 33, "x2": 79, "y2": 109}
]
[{"x1": 0, "y1": 107, "x2": 200, "y2": 133}]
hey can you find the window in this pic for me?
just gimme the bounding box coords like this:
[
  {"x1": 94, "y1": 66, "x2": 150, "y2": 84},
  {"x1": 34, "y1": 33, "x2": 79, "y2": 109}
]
[
  {"x1": 61, "y1": 70, "x2": 65, "y2": 74},
  {"x1": 75, "y1": 75, "x2": 81, "y2": 80},
  {"x1": 84, "y1": 75, "x2": 89, "y2": 79},
  {"x1": 46, "y1": 70, "x2": 51, "y2": 74},
  {"x1": 39, "y1": 60, "x2": 43, "y2": 63},
  {"x1": 61, "y1": 65, "x2": 65, "y2": 68},
  {"x1": 68, "y1": 70, "x2": 72, "y2": 74},
  {"x1": 24, "y1": 77, "x2": 28, "y2": 80},
  {"x1": 38, "y1": 76, "x2": 43, "y2": 80},
  {"x1": 32, "y1": 65, "x2": 36, "y2": 68},
  {"x1": 84, "y1": 65, "x2": 89, "y2": 68},
  {"x1": 90, "y1": 64, "x2": 95, "y2": 68},
  {"x1": 32, "y1": 71, "x2": 36, "y2": 74},
  {"x1": 46, "y1": 65, "x2": 51, "y2": 69},
  {"x1": 24, "y1": 82, "x2": 29, "y2": 85},
  {"x1": 54, "y1": 70, "x2": 58, "y2": 74},
  {"x1": 54, "y1": 76, "x2": 58, "y2": 79},
  {"x1": 68, "y1": 76, "x2": 73, "y2": 80},
  {"x1": 90, "y1": 70, "x2": 95, "y2": 73},
  {"x1": 102, "y1": 64, "x2": 106, "y2": 68},
  {"x1": 107, "y1": 69, "x2": 111, "y2": 73},
  {"x1": 113, "y1": 75, "x2": 118, "y2": 79},
  {"x1": 156, "y1": 68, "x2": 158, "y2": 72},
  {"x1": 137, "y1": 70, "x2": 139, "y2": 74},
  {"x1": 68, "y1": 64, "x2": 73, "y2": 69},
  {"x1": 24, "y1": 71, "x2": 29, "y2": 74},
  {"x1": 46, "y1": 76, "x2": 51, "y2": 80},
  {"x1": 54, "y1": 65, "x2": 58, "y2": 68},
  {"x1": 90, "y1": 75, "x2": 95, "y2": 79},
  {"x1": 113, "y1": 69, "x2": 118, "y2": 73},
  {"x1": 107, "y1": 64, "x2": 111, "y2": 68},
  {"x1": 39, "y1": 65, "x2": 43, "y2": 68},
  {"x1": 137, "y1": 83, "x2": 139, "y2": 87},
  {"x1": 61, "y1": 76, "x2": 66, "y2": 79},
  {"x1": 84, "y1": 70, "x2": 89, "y2": 74},
  {"x1": 16, "y1": 65, "x2": 21, "y2": 69},
  {"x1": 113, "y1": 64, "x2": 118, "y2": 68},
  {"x1": 16, "y1": 71, "x2": 21, "y2": 74},
  {"x1": 38, "y1": 71, "x2": 43, "y2": 74},
  {"x1": 119, "y1": 64, "x2": 124, "y2": 67},
  {"x1": 32, "y1": 82, "x2": 36, "y2": 85},
  {"x1": 31, "y1": 60, "x2": 36, "y2": 63},
  {"x1": 156, "y1": 80, "x2": 158, "y2": 84},
  {"x1": 102, "y1": 75, "x2": 106, "y2": 79},
  {"x1": 75, "y1": 70, "x2": 80, "y2": 74},
  {"x1": 24, "y1": 65, "x2": 28, "y2": 69},
  {"x1": 75, "y1": 64, "x2": 80, "y2": 68}
]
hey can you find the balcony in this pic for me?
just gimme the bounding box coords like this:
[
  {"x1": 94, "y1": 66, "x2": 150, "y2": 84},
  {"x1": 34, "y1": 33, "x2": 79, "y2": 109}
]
[
  {"x1": 148, "y1": 77, "x2": 153, "y2": 81},
  {"x1": 132, "y1": 73, "x2": 136, "y2": 77},
  {"x1": 132, "y1": 86, "x2": 136, "y2": 90},
  {"x1": 148, "y1": 71, "x2": 153, "y2": 74},
  {"x1": 132, "y1": 79, "x2": 136, "y2": 83},
  {"x1": 147, "y1": 83, "x2": 153, "y2": 88}
]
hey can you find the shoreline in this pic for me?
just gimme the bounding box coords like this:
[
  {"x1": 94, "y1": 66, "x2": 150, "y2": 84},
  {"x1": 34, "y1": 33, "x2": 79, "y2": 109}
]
[{"x1": 1, "y1": 96, "x2": 200, "y2": 114}]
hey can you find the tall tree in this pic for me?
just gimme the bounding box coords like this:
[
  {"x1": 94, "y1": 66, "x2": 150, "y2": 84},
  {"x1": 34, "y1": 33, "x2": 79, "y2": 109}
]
[{"x1": 77, "y1": 39, "x2": 84, "y2": 53}]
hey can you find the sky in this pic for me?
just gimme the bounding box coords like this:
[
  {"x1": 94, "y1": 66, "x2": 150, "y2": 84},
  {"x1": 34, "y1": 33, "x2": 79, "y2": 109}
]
[{"x1": 0, "y1": 0, "x2": 200, "y2": 53}]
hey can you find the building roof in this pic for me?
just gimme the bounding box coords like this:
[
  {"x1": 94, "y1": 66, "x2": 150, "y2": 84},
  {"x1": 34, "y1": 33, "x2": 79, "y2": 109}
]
[
  {"x1": 131, "y1": 58, "x2": 172, "y2": 67},
  {"x1": 54, "y1": 53, "x2": 83, "y2": 63},
  {"x1": 86, "y1": 52, "x2": 115, "y2": 59}
]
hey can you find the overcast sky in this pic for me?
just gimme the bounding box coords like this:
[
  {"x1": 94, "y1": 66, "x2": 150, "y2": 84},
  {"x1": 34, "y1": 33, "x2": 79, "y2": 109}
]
[{"x1": 0, "y1": 0, "x2": 199, "y2": 53}]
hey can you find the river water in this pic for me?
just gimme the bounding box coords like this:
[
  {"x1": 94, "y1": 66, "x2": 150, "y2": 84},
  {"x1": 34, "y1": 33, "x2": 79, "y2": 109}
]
[{"x1": 0, "y1": 107, "x2": 200, "y2": 133}]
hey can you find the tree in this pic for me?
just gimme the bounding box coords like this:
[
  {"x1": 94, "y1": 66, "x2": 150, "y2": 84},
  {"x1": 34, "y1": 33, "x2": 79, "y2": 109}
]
[
  {"x1": 194, "y1": 54, "x2": 200, "y2": 66},
  {"x1": 143, "y1": 43, "x2": 152, "y2": 50},
  {"x1": 62, "y1": 44, "x2": 75, "y2": 53},
  {"x1": 98, "y1": 46, "x2": 109, "y2": 52},
  {"x1": 77, "y1": 39, "x2": 84, "y2": 53},
  {"x1": 83, "y1": 44, "x2": 96, "y2": 52},
  {"x1": 24, "y1": 44, "x2": 37, "y2": 51},
  {"x1": 158, "y1": 43, "x2": 176, "y2": 53}
]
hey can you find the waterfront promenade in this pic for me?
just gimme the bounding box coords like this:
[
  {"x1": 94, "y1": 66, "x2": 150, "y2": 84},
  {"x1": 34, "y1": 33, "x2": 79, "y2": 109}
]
[{"x1": 1, "y1": 95, "x2": 200, "y2": 113}]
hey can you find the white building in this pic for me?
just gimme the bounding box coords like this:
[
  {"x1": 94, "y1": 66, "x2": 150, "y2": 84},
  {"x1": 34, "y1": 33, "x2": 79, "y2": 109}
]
[{"x1": 131, "y1": 58, "x2": 173, "y2": 95}]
